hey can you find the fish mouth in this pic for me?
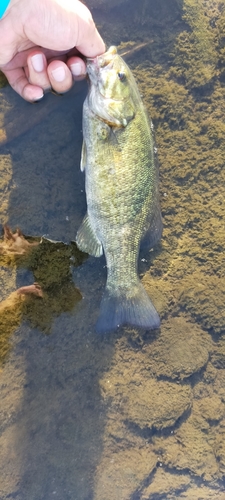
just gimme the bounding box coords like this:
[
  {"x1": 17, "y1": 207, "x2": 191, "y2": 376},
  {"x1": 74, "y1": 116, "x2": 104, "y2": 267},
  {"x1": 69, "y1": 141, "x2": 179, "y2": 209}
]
[
  {"x1": 86, "y1": 46, "x2": 125, "y2": 105},
  {"x1": 86, "y1": 46, "x2": 117, "y2": 72},
  {"x1": 86, "y1": 47, "x2": 117, "y2": 100}
]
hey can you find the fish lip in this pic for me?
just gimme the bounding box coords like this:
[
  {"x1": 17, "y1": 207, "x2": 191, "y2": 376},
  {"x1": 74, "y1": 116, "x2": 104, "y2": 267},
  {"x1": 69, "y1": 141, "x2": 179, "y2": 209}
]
[
  {"x1": 86, "y1": 46, "x2": 117, "y2": 71},
  {"x1": 87, "y1": 60, "x2": 113, "y2": 70},
  {"x1": 86, "y1": 54, "x2": 114, "y2": 71},
  {"x1": 86, "y1": 56, "x2": 97, "y2": 64}
]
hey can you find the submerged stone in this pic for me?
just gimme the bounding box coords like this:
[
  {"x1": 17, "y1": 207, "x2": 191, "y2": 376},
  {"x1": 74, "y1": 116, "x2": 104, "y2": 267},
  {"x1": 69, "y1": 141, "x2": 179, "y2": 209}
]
[
  {"x1": 159, "y1": 414, "x2": 220, "y2": 481},
  {"x1": 141, "y1": 468, "x2": 190, "y2": 499},
  {"x1": 197, "y1": 395, "x2": 224, "y2": 423},
  {"x1": 121, "y1": 378, "x2": 192, "y2": 430},
  {"x1": 179, "y1": 273, "x2": 225, "y2": 335},
  {"x1": 144, "y1": 316, "x2": 211, "y2": 380}
]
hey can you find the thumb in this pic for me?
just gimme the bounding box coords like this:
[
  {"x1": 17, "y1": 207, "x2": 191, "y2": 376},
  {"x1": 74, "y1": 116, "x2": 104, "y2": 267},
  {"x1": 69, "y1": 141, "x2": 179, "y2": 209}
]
[{"x1": 24, "y1": 0, "x2": 105, "y2": 57}]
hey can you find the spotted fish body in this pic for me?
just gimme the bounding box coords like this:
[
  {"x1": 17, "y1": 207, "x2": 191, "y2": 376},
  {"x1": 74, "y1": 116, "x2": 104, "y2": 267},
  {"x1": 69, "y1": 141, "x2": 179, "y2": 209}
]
[{"x1": 76, "y1": 46, "x2": 162, "y2": 332}]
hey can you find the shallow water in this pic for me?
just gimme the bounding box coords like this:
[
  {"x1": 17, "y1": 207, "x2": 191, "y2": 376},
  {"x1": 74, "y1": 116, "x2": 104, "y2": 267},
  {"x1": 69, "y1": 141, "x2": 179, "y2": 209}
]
[{"x1": 1, "y1": 0, "x2": 225, "y2": 499}]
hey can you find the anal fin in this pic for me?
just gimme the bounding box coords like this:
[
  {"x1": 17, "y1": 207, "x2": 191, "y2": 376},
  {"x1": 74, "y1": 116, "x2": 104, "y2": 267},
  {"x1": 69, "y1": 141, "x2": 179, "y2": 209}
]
[{"x1": 76, "y1": 214, "x2": 103, "y2": 257}]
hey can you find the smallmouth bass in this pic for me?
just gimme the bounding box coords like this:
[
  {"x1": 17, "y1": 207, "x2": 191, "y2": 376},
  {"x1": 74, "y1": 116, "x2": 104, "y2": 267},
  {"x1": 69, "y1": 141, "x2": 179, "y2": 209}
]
[{"x1": 76, "y1": 46, "x2": 162, "y2": 332}]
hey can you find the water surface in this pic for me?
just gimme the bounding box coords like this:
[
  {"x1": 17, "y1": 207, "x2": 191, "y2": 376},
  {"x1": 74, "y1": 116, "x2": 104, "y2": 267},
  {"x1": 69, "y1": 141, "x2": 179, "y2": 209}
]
[{"x1": 1, "y1": 0, "x2": 225, "y2": 499}]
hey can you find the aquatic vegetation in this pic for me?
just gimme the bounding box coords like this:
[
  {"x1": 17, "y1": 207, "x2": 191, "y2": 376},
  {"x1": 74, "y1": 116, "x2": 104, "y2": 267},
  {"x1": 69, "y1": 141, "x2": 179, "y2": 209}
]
[
  {"x1": 23, "y1": 280, "x2": 82, "y2": 334},
  {"x1": 0, "y1": 72, "x2": 7, "y2": 88},
  {"x1": 0, "y1": 231, "x2": 85, "y2": 354},
  {"x1": 172, "y1": 0, "x2": 218, "y2": 88},
  {"x1": 0, "y1": 284, "x2": 43, "y2": 364},
  {"x1": 0, "y1": 291, "x2": 22, "y2": 362},
  {"x1": 29, "y1": 238, "x2": 85, "y2": 289}
]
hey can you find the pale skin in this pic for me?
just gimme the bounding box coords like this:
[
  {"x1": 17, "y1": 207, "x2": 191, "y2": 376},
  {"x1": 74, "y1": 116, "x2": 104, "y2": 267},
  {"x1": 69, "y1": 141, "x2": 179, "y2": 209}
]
[{"x1": 0, "y1": 0, "x2": 105, "y2": 101}]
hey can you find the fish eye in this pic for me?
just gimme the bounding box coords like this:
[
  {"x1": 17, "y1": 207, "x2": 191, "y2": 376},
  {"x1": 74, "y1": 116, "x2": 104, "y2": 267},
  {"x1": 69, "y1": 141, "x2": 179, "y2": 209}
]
[{"x1": 118, "y1": 71, "x2": 126, "y2": 81}]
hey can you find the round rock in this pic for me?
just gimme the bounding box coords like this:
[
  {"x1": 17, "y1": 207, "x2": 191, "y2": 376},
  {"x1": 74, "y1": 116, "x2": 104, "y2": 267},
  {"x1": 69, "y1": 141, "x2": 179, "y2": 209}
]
[
  {"x1": 121, "y1": 378, "x2": 192, "y2": 430},
  {"x1": 145, "y1": 316, "x2": 211, "y2": 380}
]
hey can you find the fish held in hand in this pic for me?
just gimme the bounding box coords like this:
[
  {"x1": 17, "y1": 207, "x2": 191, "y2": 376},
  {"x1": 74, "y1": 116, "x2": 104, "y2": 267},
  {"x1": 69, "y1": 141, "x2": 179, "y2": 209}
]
[{"x1": 76, "y1": 46, "x2": 162, "y2": 333}]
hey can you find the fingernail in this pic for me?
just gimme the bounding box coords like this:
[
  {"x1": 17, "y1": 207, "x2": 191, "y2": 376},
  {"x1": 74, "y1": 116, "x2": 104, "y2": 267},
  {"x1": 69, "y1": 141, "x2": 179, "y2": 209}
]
[
  {"x1": 51, "y1": 67, "x2": 66, "y2": 82},
  {"x1": 31, "y1": 54, "x2": 45, "y2": 72},
  {"x1": 70, "y1": 63, "x2": 82, "y2": 77},
  {"x1": 34, "y1": 93, "x2": 44, "y2": 102}
]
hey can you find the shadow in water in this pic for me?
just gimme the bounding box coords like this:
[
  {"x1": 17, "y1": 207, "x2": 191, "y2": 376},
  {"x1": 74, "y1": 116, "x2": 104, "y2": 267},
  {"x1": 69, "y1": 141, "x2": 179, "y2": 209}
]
[{"x1": 0, "y1": 81, "x2": 119, "y2": 500}]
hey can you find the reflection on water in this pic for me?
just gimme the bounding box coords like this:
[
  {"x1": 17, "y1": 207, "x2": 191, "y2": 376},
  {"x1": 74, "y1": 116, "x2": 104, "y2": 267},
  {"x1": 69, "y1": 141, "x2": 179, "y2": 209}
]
[{"x1": 1, "y1": 0, "x2": 225, "y2": 498}]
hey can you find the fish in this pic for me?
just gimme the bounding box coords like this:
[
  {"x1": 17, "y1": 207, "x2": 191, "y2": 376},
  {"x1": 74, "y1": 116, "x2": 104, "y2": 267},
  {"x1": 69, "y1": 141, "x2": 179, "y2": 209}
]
[{"x1": 76, "y1": 46, "x2": 162, "y2": 333}]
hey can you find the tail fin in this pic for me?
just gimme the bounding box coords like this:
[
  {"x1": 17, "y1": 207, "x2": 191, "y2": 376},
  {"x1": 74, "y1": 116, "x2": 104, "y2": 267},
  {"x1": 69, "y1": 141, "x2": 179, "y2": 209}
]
[{"x1": 95, "y1": 281, "x2": 160, "y2": 333}]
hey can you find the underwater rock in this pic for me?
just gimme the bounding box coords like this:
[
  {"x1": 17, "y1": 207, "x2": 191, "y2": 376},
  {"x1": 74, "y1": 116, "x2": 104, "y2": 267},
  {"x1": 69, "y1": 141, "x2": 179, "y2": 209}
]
[
  {"x1": 94, "y1": 447, "x2": 157, "y2": 500},
  {"x1": 142, "y1": 276, "x2": 174, "y2": 319},
  {"x1": 100, "y1": 324, "x2": 194, "y2": 432},
  {"x1": 143, "y1": 316, "x2": 211, "y2": 380},
  {"x1": 158, "y1": 413, "x2": 220, "y2": 481},
  {"x1": 196, "y1": 395, "x2": 224, "y2": 424},
  {"x1": 179, "y1": 273, "x2": 225, "y2": 335},
  {"x1": 120, "y1": 378, "x2": 192, "y2": 430},
  {"x1": 141, "y1": 468, "x2": 190, "y2": 499}
]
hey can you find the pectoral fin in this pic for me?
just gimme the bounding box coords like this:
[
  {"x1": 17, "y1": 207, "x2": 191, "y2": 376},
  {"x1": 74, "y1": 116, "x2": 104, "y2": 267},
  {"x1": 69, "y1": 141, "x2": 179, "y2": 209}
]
[
  {"x1": 80, "y1": 141, "x2": 87, "y2": 172},
  {"x1": 76, "y1": 214, "x2": 103, "y2": 257}
]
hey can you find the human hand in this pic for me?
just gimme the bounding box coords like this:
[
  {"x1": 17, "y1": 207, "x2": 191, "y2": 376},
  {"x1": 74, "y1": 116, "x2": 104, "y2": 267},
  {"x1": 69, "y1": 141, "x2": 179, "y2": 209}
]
[{"x1": 0, "y1": 0, "x2": 105, "y2": 101}]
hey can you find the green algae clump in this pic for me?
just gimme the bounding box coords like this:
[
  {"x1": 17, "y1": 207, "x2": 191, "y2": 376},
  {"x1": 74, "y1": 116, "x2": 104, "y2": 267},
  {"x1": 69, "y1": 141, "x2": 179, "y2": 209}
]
[{"x1": 172, "y1": 0, "x2": 218, "y2": 89}]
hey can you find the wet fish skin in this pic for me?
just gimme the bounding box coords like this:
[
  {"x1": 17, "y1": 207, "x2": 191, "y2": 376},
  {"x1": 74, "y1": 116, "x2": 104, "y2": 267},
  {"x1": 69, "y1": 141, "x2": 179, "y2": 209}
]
[{"x1": 76, "y1": 46, "x2": 162, "y2": 332}]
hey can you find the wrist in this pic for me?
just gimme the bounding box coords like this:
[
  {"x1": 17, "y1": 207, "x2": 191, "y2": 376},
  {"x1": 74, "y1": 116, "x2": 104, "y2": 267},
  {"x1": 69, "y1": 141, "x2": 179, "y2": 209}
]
[{"x1": 0, "y1": 0, "x2": 10, "y2": 18}]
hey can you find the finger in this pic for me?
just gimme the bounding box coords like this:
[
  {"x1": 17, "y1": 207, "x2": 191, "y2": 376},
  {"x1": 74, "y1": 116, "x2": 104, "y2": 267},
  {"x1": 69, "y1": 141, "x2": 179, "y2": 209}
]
[
  {"x1": 2, "y1": 47, "x2": 73, "y2": 72},
  {"x1": 27, "y1": 51, "x2": 51, "y2": 91},
  {"x1": 25, "y1": 1, "x2": 105, "y2": 58},
  {"x1": 2, "y1": 66, "x2": 44, "y2": 101},
  {"x1": 72, "y1": 2, "x2": 105, "y2": 57},
  {"x1": 67, "y1": 56, "x2": 86, "y2": 80},
  {"x1": 47, "y1": 60, "x2": 73, "y2": 94}
]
